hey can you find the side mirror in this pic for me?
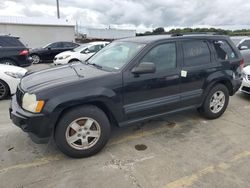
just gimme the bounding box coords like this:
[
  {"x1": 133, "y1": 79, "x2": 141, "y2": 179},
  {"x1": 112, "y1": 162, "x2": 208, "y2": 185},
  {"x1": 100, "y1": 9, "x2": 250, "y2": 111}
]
[
  {"x1": 47, "y1": 47, "x2": 51, "y2": 50},
  {"x1": 240, "y1": 46, "x2": 248, "y2": 50},
  {"x1": 131, "y1": 62, "x2": 156, "y2": 75}
]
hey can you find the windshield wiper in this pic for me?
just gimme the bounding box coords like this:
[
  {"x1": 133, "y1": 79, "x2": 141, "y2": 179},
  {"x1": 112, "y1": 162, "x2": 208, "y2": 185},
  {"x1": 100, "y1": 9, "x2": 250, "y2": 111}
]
[{"x1": 86, "y1": 62, "x2": 102, "y2": 69}]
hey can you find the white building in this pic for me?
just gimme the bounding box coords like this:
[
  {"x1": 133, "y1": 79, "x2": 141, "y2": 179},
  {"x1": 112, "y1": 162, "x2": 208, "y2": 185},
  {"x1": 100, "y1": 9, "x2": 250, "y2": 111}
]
[
  {"x1": 0, "y1": 16, "x2": 75, "y2": 48},
  {"x1": 78, "y1": 27, "x2": 136, "y2": 40}
]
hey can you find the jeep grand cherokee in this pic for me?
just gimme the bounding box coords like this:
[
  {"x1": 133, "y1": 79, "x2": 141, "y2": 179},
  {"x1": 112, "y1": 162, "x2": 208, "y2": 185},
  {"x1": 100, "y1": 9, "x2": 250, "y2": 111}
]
[{"x1": 10, "y1": 34, "x2": 243, "y2": 158}]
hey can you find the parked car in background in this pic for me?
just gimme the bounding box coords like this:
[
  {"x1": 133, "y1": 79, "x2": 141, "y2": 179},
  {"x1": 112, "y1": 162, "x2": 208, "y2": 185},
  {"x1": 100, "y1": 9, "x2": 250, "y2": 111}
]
[
  {"x1": 53, "y1": 41, "x2": 110, "y2": 65},
  {"x1": 10, "y1": 34, "x2": 243, "y2": 158},
  {"x1": 0, "y1": 64, "x2": 27, "y2": 100},
  {"x1": 241, "y1": 65, "x2": 250, "y2": 94},
  {"x1": 237, "y1": 38, "x2": 250, "y2": 66},
  {"x1": 0, "y1": 35, "x2": 31, "y2": 67},
  {"x1": 30, "y1": 42, "x2": 80, "y2": 64}
]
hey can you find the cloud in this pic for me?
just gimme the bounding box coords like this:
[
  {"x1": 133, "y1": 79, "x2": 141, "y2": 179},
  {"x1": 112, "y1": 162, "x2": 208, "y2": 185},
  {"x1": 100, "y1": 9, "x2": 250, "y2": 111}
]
[{"x1": 1, "y1": 0, "x2": 250, "y2": 32}]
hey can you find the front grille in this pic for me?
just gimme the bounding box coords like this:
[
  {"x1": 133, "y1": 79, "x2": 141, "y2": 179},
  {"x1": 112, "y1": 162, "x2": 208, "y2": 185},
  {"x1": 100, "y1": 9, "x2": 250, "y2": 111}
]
[
  {"x1": 242, "y1": 86, "x2": 250, "y2": 92},
  {"x1": 16, "y1": 86, "x2": 24, "y2": 106},
  {"x1": 248, "y1": 75, "x2": 250, "y2": 81}
]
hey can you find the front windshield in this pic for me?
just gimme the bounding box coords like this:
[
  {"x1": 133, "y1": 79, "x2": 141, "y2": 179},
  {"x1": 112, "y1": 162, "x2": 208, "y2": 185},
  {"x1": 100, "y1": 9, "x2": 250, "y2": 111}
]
[
  {"x1": 87, "y1": 41, "x2": 145, "y2": 70},
  {"x1": 73, "y1": 44, "x2": 89, "y2": 52}
]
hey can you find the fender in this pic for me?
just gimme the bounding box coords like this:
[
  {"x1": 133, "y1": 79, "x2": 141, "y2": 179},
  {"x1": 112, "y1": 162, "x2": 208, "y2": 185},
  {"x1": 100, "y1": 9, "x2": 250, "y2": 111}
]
[
  {"x1": 200, "y1": 70, "x2": 234, "y2": 105},
  {"x1": 43, "y1": 87, "x2": 124, "y2": 128}
]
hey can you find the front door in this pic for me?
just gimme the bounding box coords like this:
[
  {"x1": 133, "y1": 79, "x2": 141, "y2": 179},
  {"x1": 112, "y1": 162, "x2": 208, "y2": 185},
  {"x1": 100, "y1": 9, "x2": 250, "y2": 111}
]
[{"x1": 122, "y1": 42, "x2": 181, "y2": 121}]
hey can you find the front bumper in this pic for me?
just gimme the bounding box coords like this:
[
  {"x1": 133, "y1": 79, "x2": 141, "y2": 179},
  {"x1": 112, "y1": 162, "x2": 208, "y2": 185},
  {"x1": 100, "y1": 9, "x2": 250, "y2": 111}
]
[
  {"x1": 53, "y1": 58, "x2": 68, "y2": 65},
  {"x1": 9, "y1": 96, "x2": 52, "y2": 143},
  {"x1": 240, "y1": 77, "x2": 250, "y2": 94}
]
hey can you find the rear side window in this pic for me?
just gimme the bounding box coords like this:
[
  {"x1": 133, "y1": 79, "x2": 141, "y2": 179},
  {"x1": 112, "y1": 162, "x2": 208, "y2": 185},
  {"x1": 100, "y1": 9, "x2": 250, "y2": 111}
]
[
  {"x1": 212, "y1": 40, "x2": 236, "y2": 60},
  {"x1": 141, "y1": 43, "x2": 176, "y2": 71},
  {"x1": 183, "y1": 40, "x2": 211, "y2": 66},
  {"x1": 239, "y1": 40, "x2": 250, "y2": 49},
  {"x1": 0, "y1": 36, "x2": 24, "y2": 47}
]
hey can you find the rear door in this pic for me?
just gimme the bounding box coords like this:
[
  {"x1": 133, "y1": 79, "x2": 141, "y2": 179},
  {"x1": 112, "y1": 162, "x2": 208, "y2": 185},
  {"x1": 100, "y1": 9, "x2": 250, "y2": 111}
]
[{"x1": 180, "y1": 39, "x2": 215, "y2": 107}]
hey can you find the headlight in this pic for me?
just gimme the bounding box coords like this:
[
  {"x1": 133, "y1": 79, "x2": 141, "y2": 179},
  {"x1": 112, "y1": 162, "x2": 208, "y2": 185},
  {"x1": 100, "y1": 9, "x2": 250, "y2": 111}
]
[
  {"x1": 4, "y1": 71, "x2": 24, "y2": 78},
  {"x1": 22, "y1": 93, "x2": 45, "y2": 113},
  {"x1": 58, "y1": 55, "x2": 71, "y2": 60},
  {"x1": 242, "y1": 72, "x2": 247, "y2": 79}
]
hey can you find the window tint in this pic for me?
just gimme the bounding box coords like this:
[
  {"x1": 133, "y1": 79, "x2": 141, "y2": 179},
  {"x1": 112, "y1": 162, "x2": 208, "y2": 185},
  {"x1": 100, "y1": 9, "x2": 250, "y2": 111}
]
[
  {"x1": 212, "y1": 40, "x2": 236, "y2": 60},
  {"x1": 63, "y1": 42, "x2": 76, "y2": 48},
  {"x1": 0, "y1": 36, "x2": 24, "y2": 47},
  {"x1": 47, "y1": 42, "x2": 62, "y2": 48},
  {"x1": 141, "y1": 43, "x2": 176, "y2": 71},
  {"x1": 183, "y1": 40, "x2": 210, "y2": 66}
]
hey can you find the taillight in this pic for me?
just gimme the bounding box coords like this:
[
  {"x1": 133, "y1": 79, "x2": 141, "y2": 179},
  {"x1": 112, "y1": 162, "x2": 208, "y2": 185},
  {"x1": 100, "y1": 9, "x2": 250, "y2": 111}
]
[
  {"x1": 19, "y1": 49, "x2": 29, "y2": 56},
  {"x1": 240, "y1": 59, "x2": 245, "y2": 70}
]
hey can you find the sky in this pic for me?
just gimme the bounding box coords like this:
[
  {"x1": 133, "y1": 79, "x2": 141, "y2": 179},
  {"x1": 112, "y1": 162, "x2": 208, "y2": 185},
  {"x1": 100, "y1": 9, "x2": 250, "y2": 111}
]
[{"x1": 1, "y1": 0, "x2": 250, "y2": 32}]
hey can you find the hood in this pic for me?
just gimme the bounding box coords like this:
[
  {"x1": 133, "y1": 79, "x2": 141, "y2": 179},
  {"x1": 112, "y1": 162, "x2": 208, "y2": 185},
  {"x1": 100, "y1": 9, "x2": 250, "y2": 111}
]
[
  {"x1": 0, "y1": 64, "x2": 27, "y2": 75},
  {"x1": 243, "y1": 65, "x2": 250, "y2": 73},
  {"x1": 55, "y1": 50, "x2": 74, "y2": 58},
  {"x1": 20, "y1": 62, "x2": 110, "y2": 93}
]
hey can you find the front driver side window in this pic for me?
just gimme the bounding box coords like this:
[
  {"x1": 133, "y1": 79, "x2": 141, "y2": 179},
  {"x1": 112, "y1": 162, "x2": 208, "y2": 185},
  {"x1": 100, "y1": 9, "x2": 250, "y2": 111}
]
[{"x1": 140, "y1": 43, "x2": 176, "y2": 71}]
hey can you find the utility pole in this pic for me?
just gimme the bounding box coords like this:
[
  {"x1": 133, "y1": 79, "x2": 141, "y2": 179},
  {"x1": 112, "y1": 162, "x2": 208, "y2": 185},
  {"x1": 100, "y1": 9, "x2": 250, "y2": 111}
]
[{"x1": 56, "y1": 0, "x2": 60, "y2": 19}]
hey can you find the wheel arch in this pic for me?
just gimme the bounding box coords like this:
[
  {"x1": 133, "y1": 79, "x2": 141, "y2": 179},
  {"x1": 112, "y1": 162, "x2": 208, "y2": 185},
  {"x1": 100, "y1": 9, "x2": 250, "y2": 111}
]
[
  {"x1": 202, "y1": 78, "x2": 234, "y2": 104},
  {"x1": 52, "y1": 100, "x2": 119, "y2": 137},
  {"x1": 68, "y1": 58, "x2": 80, "y2": 63}
]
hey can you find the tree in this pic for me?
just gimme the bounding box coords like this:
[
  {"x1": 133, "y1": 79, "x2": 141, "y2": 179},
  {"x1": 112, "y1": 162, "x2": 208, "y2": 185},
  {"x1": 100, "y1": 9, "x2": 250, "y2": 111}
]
[{"x1": 153, "y1": 27, "x2": 165, "y2": 34}]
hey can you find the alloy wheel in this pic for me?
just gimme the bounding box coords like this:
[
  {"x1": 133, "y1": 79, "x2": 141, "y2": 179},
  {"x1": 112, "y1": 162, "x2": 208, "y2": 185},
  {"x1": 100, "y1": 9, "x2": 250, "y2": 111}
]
[
  {"x1": 209, "y1": 91, "x2": 225, "y2": 113},
  {"x1": 65, "y1": 117, "x2": 101, "y2": 150}
]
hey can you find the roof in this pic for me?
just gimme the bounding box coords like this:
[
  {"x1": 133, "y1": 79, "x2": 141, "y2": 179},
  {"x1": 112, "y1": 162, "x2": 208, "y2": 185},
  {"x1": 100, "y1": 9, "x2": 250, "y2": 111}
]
[
  {"x1": 0, "y1": 16, "x2": 75, "y2": 27},
  {"x1": 118, "y1": 34, "x2": 229, "y2": 44}
]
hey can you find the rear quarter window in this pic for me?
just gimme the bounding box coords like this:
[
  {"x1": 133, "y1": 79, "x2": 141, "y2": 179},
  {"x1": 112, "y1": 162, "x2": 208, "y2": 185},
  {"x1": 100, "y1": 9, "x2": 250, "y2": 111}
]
[
  {"x1": 0, "y1": 36, "x2": 24, "y2": 47},
  {"x1": 183, "y1": 40, "x2": 211, "y2": 66},
  {"x1": 212, "y1": 40, "x2": 237, "y2": 60}
]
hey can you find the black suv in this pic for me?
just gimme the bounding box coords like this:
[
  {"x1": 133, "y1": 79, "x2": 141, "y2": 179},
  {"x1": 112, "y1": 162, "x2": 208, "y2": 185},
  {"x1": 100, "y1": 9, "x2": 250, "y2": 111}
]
[
  {"x1": 0, "y1": 35, "x2": 31, "y2": 67},
  {"x1": 10, "y1": 34, "x2": 243, "y2": 158}
]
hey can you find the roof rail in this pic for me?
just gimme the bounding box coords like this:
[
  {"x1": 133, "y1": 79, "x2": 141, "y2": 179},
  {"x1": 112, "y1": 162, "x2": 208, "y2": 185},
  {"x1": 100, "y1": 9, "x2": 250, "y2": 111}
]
[{"x1": 171, "y1": 32, "x2": 225, "y2": 37}]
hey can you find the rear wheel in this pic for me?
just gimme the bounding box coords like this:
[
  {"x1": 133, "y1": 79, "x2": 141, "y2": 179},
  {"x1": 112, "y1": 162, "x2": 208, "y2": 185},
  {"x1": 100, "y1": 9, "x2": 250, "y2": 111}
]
[
  {"x1": 199, "y1": 84, "x2": 229, "y2": 119},
  {"x1": 0, "y1": 59, "x2": 16, "y2": 66},
  {"x1": 55, "y1": 105, "x2": 111, "y2": 158},
  {"x1": 0, "y1": 80, "x2": 10, "y2": 100}
]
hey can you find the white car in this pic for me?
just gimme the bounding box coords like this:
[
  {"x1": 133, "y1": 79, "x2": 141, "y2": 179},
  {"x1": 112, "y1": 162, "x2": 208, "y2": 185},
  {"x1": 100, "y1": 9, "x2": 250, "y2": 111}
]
[
  {"x1": 0, "y1": 64, "x2": 27, "y2": 100},
  {"x1": 241, "y1": 65, "x2": 250, "y2": 94},
  {"x1": 53, "y1": 41, "x2": 110, "y2": 65}
]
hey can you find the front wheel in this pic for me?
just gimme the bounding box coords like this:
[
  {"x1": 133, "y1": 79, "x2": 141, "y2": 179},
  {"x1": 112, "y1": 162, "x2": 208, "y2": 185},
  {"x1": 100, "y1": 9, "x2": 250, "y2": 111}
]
[
  {"x1": 199, "y1": 84, "x2": 229, "y2": 119},
  {"x1": 55, "y1": 105, "x2": 111, "y2": 158}
]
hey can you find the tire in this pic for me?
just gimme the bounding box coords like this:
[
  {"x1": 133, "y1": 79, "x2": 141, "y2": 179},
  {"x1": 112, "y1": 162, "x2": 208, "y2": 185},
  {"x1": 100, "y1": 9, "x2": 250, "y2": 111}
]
[
  {"x1": 0, "y1": 59, "x2": 16, "y2": 66},
  {"x1": 0, "y1": 80, "x2": 10, "y2": 100},
  {"x1": 30, "y1": 54, "x2": 41, "y2": 64},
  {"x1": 199, "y1": 84, "x2": 229, "y2": 119},
  {"x1": 55, "y1": 105, "x2": 111, "y2": 158}
]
